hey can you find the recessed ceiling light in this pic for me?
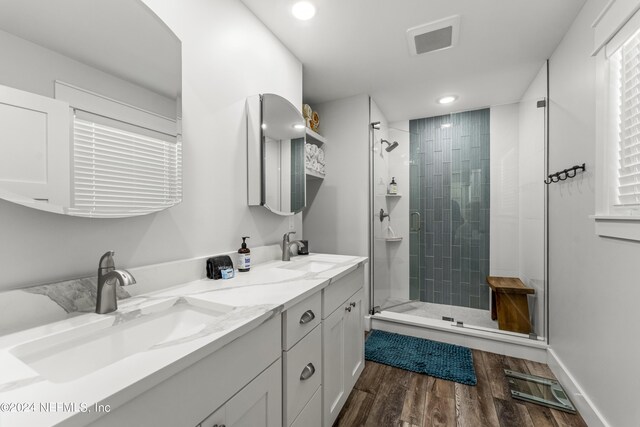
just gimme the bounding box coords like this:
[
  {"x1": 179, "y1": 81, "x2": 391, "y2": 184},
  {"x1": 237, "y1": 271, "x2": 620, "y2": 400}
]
[
  {"x1": 441, "y1": 123, "x2": 452, "y2": 129},
  {"x1": 437, "y1": 95, "x2": 457, "y2": 104},
  {"x1": 261, "y1": 123, "x2": 267, "y2": 130},
  {"x1": 293, "y1": 124, "x2": 306, "y2": 129},
  {"x1": 292, "y1": 1, "x2": 316, "y2": 21}
]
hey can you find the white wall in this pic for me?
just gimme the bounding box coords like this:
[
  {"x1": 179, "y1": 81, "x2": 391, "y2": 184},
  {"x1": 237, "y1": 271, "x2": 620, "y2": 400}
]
[
  {"x1": 0, "y1": 29, "x2": 176, "y2": 118},
  {"x1": 302, "y1": 94, "x2": 370, "y2": 308},
  {"x1": 490, "y1": 105, "x2": 520, "y2": 278},
  {"x1": 303, "y1": 94, "x2": 369, "y2": 257},
  {"x1": 0, "y1": 0, "x2": 303, "y2": 290},
  {"x1": 548, "y1": 0, "x2": 640, "y2": 425},
  {"x1": 388, "y1": 121, "x2": 411, "y2": 301}
]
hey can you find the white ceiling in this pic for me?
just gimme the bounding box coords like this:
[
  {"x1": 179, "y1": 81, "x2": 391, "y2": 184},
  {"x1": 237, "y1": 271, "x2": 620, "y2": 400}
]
[{"x1": 240, "y1": 0, "x2": 586, "y2": 121}]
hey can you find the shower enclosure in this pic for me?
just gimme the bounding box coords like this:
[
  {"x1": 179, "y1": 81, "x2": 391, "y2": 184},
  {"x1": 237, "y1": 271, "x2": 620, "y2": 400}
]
[{"x1": 369, "y1": 64, "x2": 548, "y2": 339}]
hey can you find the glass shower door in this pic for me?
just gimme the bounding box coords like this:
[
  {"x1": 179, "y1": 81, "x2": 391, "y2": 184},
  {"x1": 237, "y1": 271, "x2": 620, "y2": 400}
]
[
  {"x1": 372, "y1": 66, "x2": 547, "y2": 338},
  {"x1": 370, "y1": 118, "x2": 421, "y2": 314}
]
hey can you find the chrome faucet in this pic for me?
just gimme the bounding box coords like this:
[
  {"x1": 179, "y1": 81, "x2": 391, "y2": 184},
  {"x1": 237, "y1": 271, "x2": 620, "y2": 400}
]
[
  {"x1": 282, "y1": 232, "x2": 305, "y2": 261},
  {"x1": 96, "y1": 251, "x2": 136, "y2": 314}
]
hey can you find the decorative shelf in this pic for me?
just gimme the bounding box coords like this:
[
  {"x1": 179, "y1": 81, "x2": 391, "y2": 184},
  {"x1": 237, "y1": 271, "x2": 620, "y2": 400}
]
[
  {"x1": 305, "y1": 128, "x2": 326, "y2": 182},
  {"x1": 306, "y1": 168, "x2": 325, "y2": 180},
  {"x1": 305, "y1": 128, "x2": 327, "y2": 147}
]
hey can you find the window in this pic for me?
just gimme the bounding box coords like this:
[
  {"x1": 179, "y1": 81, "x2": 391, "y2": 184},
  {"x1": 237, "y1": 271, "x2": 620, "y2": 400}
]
[
  {"x1": 593, "y1": 3, "x2": 640, "y2": 240},
  {"x1": 69, "y1": 113, "x2": 182, "y2": 218},
  {"x1": 54, "y1": 81, "x2": 182, "y2": 218},
  {"x1": 611, "y1": 30, "x2": 640, "y2": 206}
]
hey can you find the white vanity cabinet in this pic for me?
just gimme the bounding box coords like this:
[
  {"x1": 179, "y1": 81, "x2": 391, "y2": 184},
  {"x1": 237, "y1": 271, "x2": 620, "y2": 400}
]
[
  {"x1": 87, "y1": 316, "x2": 282, "y2": 427},
  {"x1": 80, "y1": 259, "x2": 366, "y2": 427},
  {"x1": 281, "y1": 264, "x2": 365, "y2": 427},
  {"x1": 198, "y1": 360, "x2": 281, "y2": 427},
  {"x1": 321, "y1": 266, "x2": 365, "y2": 427},
  {"x1": 282, "y1": 292, "x2": 323, "y2": 427}
]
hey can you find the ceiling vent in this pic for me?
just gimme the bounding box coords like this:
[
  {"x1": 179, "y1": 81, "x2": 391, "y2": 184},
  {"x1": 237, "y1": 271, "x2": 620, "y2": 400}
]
[{"x1": 406, "y1": 15, "x2": 460, "y2": 56}]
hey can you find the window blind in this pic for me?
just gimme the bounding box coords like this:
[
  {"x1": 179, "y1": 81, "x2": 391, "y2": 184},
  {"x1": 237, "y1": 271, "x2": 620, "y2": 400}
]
[
  {"x1": 615, "y1": 29, "x2": 640, "y2": 205},
  {"x1": 68, "y1": 114, "x2": 182, "y2": 217}
]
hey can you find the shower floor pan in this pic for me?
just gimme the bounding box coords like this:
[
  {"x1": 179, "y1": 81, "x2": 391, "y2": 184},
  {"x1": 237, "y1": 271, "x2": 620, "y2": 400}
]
[{"x1": 505, "y1": 370, "x2": 576, "y2": 413}]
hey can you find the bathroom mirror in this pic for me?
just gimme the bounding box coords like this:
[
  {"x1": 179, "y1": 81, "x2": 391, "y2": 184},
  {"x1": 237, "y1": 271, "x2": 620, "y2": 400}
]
[
  {"x1": 247, "y1": 94, "x2": 306, "y2": 215},
  {"x1": 0, "y1": 0, "x2": 182, "y2": 218}
]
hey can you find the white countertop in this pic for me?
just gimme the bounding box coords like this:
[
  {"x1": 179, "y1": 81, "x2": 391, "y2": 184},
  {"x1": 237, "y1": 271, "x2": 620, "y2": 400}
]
[{"x1": 0, "y1": 253, "x2": 367, "y2": 427}]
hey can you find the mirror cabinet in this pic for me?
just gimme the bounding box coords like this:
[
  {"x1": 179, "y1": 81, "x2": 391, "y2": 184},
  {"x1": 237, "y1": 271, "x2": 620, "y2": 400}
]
[{"x1": 247, "y1": 94, "x2": 306, "y2": 216}]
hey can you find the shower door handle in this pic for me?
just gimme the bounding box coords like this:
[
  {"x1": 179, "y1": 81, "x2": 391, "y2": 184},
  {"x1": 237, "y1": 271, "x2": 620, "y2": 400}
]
[{"x1": 411, "y1": 211, "x2": 421, "y2": 231}]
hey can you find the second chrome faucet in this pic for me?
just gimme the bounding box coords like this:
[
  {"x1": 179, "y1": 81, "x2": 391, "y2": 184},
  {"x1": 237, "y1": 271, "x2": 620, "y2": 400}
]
[{"x1": 282, "y1": 232, "x2": 305, "y2": 261}]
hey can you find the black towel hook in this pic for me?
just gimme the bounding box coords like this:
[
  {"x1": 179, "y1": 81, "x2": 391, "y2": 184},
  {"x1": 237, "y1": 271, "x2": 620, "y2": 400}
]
[{"x1": 544, "y1": 163, "x2": 586, "y2": 185}]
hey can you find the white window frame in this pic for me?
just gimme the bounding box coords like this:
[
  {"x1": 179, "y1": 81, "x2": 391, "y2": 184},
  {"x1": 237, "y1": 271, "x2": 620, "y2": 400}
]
[{"x1": 593, "y1": 0, "x2": 640, "y2": 241}]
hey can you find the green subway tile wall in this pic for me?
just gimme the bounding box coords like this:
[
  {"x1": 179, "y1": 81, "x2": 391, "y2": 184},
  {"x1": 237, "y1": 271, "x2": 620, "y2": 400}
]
[
  {"x1": 291, "y1": 137, "x2": 305, "y2": 212},
  {"x1": 409, "y1": 109, "x2": 490, "y2": 310}
]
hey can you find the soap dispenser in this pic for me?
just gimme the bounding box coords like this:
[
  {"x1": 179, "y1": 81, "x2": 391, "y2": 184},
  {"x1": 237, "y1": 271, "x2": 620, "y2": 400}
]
[
  {"x1": 389, "y1": 177, "x2": 398, "y2": 194},
  {"x1": 237, "y1": 236, "x2": 251, "y2": 272}
]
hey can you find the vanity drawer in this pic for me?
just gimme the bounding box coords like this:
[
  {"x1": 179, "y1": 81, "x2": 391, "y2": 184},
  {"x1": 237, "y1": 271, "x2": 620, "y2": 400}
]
[
  {"x1": 283, "y1": 291, "x2": 321, "y2": 350},
  {"x1": 290, "y1": 386, "x2": 321, "y2": 427},
  {"x1": 322, "y1": 265, "x2": 364, "y2": 319},
  {"x1": 283, "y1": 324, "x2": 322, "y2": 426}
]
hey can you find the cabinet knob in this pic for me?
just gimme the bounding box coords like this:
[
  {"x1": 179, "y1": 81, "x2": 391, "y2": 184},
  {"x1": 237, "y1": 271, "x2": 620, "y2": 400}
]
[
  {"x1": 300, "y1": 362, "x2": 316, "y2": 380},
  {"x1": 299, "y1": 309, "x2": 315, "y2": 324},
  {"x1": 345, "y1": 306, "x2": 352, "y2": 312},
  {"x1": 350, "y1": 302, "x2": 356, "y2": 307}
]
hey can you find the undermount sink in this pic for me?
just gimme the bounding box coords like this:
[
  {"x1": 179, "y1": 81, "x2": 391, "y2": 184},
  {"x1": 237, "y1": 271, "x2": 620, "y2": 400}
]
[
  {"x1": 278, "y1": 260, "x2": 337, "y2": 273},
  {"x1": 10, "y1": 298, "x2": 234, "y2": 383}
]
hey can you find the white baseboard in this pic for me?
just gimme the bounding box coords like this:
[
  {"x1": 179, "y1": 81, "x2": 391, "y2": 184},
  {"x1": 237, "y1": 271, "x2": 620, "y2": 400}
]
[{"x1": 547, "y1": 348, "x2": 609, "y2": 427}]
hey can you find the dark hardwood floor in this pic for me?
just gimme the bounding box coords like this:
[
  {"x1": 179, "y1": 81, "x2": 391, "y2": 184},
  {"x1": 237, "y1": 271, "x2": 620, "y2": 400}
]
[{"x1": 334, "y1": 349, "x2": 587, "y2": 427}]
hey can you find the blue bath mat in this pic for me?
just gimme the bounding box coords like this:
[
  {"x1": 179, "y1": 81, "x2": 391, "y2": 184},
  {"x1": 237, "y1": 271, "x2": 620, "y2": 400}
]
[{"x1": 365, "y1": 330, "x2": 477, "y2": 385}]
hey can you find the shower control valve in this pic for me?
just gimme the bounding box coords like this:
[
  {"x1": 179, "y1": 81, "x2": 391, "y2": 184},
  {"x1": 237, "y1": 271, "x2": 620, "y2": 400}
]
[{"x1": 379, "y1": 208, "x2": 390, "y2": 222}]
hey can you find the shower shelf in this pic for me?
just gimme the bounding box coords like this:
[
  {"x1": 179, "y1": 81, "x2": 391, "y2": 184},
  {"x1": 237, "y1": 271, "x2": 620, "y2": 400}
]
[
  {"x1": 385, "y1": 193, "x2": 402, "y2": 197},
  {"x1": 385, "y1": 237, "x2": 403, "y2": 242}
]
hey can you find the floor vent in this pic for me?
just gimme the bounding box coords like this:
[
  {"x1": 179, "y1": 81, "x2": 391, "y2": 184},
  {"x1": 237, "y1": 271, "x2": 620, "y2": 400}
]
[{"x1": 406, "y1": 15, "x2": 460, "y2": 56}]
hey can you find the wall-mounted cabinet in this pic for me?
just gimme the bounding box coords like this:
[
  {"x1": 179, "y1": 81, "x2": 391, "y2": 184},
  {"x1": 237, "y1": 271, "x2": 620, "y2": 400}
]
[
  {"x1": 246, "y1": 93, "x2": 306, "y2": 215},
  {"x1": 0, "y1": 86, "x2": 70, "y2": 210}
]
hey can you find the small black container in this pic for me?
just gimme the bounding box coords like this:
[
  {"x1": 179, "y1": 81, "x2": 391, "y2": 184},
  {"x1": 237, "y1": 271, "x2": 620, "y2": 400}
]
[
  {"x1": 298, "y1": 240, "x2": 309, "y2": 255},
  {"x1": 206, "y1": 255, "x2": 234, "y2": 280}
]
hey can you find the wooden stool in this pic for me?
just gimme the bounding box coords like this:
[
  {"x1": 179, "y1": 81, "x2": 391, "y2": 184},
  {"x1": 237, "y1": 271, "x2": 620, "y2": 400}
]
[{"x1": 486, "y1": 276, "x2": 535, "y2": 334}]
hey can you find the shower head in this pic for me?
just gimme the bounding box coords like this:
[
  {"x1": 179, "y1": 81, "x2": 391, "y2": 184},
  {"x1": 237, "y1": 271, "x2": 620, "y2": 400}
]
[{"x1": 381, "y1": 139, "x2": 399, "y2": 152}]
